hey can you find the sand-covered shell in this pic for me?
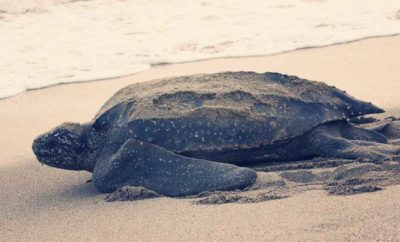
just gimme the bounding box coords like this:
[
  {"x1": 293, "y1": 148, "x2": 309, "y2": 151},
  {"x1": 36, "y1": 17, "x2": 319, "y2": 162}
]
[{"x1": 93, "y1": 72, "x2": 383, "y2": 155}]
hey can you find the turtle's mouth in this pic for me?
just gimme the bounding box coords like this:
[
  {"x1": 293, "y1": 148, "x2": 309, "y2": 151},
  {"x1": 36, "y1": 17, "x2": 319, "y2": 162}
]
[
  {"x1": 34, "y1": 151, "x2": 81, "y2": 170},
  {"x1": 33, "y1": 145, "x2": 65, "y2": 166}
]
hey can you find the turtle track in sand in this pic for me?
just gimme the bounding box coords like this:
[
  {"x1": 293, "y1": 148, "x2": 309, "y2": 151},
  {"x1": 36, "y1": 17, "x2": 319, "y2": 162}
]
[{"x1": 191, "y1": 159, "x2": 400, "y2": 205}]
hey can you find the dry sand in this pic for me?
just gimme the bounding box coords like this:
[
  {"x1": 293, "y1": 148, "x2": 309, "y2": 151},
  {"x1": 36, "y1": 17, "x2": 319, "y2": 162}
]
[{"x1": 1, "y1": 36, "x2": 400, "y2": 241}]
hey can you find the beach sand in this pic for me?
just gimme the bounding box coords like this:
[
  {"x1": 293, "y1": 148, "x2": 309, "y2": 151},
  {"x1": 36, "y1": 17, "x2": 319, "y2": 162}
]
[{"x1": 1, "y1": 36, "x2": 400, "y2": 241}]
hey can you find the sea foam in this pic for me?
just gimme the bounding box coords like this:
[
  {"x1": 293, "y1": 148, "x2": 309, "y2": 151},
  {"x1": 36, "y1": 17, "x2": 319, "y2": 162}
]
[{"x1": 1, "y1": 0, "x2": 400, "y2": 98}]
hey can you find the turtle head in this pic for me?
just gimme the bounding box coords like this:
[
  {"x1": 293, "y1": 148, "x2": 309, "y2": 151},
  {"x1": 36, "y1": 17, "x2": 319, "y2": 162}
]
[{"x1": 32, "y1": 122, "x2": 89, "y2": 171}]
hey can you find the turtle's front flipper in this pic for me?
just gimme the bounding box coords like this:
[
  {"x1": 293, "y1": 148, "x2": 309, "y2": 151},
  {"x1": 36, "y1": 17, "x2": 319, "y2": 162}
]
[
  {"x1": 307, "y1": 121, "x2": 400, "y2": 161},
  {"x1": 92, "y1": 139, "x2": 257, "y2": 197}
]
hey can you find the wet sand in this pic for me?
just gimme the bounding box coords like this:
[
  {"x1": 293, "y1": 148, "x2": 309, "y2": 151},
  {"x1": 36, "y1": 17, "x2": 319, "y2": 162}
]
[{"x1": 1, "y1": 36, "x2": 400, "y2": 241}]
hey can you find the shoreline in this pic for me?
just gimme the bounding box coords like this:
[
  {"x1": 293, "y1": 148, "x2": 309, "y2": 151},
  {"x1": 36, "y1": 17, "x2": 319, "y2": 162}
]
[
  {"x1": 3, "y1": 0, "x2": 400, "y2": 100},
  {"x1": 1, "y1": 33, "x2": 400, "y2": 101},
  {"x1": 3, "y1": 35, "x2": 398, "y2": 114},
  {"x1": 1, "y1": 35, "x2": 400, "y2": 241}
]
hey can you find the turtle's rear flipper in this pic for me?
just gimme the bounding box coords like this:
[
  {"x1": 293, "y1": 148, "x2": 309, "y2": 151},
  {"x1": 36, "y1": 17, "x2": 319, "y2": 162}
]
[
  {"x1": 359, "y1": 117, "x2": 400, "y2": 140},
  {"x1": 308, "y1": 121, "x2": 400, "y2": 162},
  {"x1": 92, "y1": 139, "x2": 257, "y2": 197}
]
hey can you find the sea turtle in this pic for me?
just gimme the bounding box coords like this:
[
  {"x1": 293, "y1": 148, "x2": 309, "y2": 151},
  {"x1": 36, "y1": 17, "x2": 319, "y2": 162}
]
[{"x1": 32, "y1": 72, "x2": 400, "y2": 197}]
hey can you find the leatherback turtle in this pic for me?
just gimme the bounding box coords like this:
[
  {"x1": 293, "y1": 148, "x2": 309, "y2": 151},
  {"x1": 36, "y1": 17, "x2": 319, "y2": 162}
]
[{"x1": 32, "y1": 72, "x2": 399, "y2": 197}]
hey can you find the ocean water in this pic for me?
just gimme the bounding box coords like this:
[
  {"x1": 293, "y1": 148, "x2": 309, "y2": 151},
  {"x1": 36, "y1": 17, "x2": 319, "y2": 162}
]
[{"x1": 1, "y1": 0, "x2": 400, "y2": 98}]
